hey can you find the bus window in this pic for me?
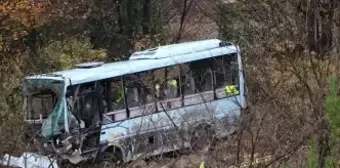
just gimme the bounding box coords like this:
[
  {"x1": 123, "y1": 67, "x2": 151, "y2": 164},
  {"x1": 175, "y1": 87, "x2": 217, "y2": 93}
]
[
  {"x1": 180, "y1": 64, "x2": 195, "y2": 95},
  {"x1": 74, "y1": 82, "x2": 101, "y2": 128},
  {"x1": 125, "y1": 75, "x2": 140, "y2": 108},
  {"x1": 190, "y1": 59, "x2": 213, "y2": 92},
  {"x1": 30, "y1": 92, "x2": 56, "y2": 120},
  {"x1": 138, "y1": 71, "x2": 155, "y2": 104},
  {"x1": 213, "y1": 54, "x2": 239, "y2": 97},
  {"x1": 153, "y1": 68, "x2": 166, "y2": 100},
  {"x1": 165, "y1": 66, "x2": 180, "y2": 99},
  {"x1": 108, "y1": 80, "x2": 125, "y2": 111}
]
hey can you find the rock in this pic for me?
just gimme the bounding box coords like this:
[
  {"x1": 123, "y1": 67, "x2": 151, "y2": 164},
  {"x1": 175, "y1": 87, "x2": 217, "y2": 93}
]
[{"x1": 131, "y1": 159, "x2": 147, "y2": 168}]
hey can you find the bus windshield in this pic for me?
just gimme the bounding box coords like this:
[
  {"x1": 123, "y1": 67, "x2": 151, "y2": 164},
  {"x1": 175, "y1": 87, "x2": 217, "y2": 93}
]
[
  {"x1": 23, "y1": 79, "x2": 65, "y2": 121},
  {"x1": 30, "y1": 92, "x2": 57, "y2": 120}
]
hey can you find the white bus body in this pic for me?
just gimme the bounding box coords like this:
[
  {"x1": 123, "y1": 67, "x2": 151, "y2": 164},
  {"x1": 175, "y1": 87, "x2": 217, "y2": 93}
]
[{"x1": 22, "y1": 39, "x2": 246, "y2": 164}]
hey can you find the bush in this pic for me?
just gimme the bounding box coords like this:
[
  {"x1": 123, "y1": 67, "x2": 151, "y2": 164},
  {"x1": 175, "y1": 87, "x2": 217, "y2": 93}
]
[{"x1": 38, "y1": 35, "x2": 107, "y2": 71}]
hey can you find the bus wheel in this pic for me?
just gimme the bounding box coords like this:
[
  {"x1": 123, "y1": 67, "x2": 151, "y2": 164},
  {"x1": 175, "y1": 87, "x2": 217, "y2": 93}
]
[
  {"x1": 98, "y1": 152, "x2": 119, "y2": 168},
  {"x1": 190, "y1": 124, "x2": 215, "y2": 152}
]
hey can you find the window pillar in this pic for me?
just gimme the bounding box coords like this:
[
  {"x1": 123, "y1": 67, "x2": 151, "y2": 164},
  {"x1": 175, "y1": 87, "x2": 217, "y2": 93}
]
[{"x1": 121, "y1": 76, "x2": 130, "y2": 118}]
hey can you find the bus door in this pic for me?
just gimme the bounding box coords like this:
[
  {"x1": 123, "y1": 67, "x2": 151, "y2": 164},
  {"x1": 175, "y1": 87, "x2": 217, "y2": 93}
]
[{"x1": 72, "y1": 82, "x2": 104, "y2": 152}]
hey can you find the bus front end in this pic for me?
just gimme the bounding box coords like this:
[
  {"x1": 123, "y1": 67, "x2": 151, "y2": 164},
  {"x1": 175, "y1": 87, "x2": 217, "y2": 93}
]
[{"x1": 22, "y1": 76, "x2": 103, "y2": 165}]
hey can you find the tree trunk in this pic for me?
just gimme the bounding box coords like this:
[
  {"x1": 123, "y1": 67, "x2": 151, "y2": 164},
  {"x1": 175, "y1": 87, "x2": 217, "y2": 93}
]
[
  {"x1": 319, "y1": 0, "x2": 336, "y2": 55},
  {"x1": 142, "y1": 0, "x2": 150, "y2": 34},
  {"x1": 117, "y1": 0, "x2": 123, "y2": 34},
  {"x1": 307, "y1": 0, "x2": 319, "y2": 52},
  {"x1": 317, "y1": 124, "x2": 330, "y2": 168}
]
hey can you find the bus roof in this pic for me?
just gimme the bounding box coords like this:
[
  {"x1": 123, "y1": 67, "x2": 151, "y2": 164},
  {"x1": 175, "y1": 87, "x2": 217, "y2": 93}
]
[{"x1": 25, "y1": 39, "x2": 239, "y2": 85}]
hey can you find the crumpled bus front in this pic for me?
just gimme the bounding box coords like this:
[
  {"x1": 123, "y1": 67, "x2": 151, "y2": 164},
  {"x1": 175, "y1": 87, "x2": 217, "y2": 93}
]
[{"x1": 23, "y1": 78, "x2": 66, "y2": 139}]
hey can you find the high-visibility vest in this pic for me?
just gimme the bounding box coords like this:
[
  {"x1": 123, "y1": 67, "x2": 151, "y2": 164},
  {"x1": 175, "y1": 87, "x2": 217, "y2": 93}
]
[
  {"x1": 225, "y1": 85, "x2": 239, "y2": 95},
  {"x1": 155, "y1": 80, "x2": 177, "y2": 89},
  {"x1": 115, "y1": 88, "x2": 123, "y2": 103},
  {"x1": 155, "y1": 83, "x2": 160, "y2": 90},
  {"x1": 199, "y1": 161, "x2": 205, "y2": 168},
  {"x1": 168, "y1": 79, "x2": 177, "y2": 87}
]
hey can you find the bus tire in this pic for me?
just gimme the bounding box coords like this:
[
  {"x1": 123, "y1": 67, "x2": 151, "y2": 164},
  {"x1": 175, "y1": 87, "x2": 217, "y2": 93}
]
[
  {"x1": 190, "y1": 123, "x2": 215, "y2": 152},
  {"x1": 97, "y1": 152, "x2": 116, "y2": 168},
  {"x1": 97, "y1": 147, "x2": 123, "y2": 166}
]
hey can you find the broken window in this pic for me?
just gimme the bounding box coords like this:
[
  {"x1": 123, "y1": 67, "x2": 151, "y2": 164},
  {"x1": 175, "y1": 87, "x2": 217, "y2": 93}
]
[
  {"x1": 180, "y1": 64, "x2": 195, "y2": 95},
  {"x1": 124, "y1": 74, "x2": 140, "y2": 108},
  {"x1": 22, "y1": 79, "x2": 68, "y2": 139},
  {"x1": 41, "y1": 98, "x2": 65, "y2": 138},
  {"x1": 72, "y1": 82, "x2": 102, "y2": 128},
  {"x1": 165, "y1": 66, "x2": 180, "y2": 99},
  {"x1": 30, "y1": 92, "x2": 57, "y2": 120},
  {"x1": 190, "y1": 59, "x2": 213, "y2": 93},
  {"x1": 107, "y1": 80, "x2": 125, "y2": 111},
  {"x1": 153, "y1": 68, "x2": 167, "y2": 100},
  {"x1": 138, "y1": 71, "x2": 155, "y2": 104},
  {"x1": 23, "y1": 79, "x2": 64, "y2": 121}
]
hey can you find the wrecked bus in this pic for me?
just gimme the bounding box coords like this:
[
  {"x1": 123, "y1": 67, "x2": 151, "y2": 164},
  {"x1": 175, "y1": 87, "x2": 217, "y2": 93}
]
[{"x1": 22, "y1": 39, "x2": 246, "y2": 165}]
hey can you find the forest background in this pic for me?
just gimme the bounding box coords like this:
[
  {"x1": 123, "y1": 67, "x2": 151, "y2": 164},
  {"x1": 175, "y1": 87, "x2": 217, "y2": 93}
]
[{"x1": 2, "y1": 0, "x2": 340, "y2": 167}]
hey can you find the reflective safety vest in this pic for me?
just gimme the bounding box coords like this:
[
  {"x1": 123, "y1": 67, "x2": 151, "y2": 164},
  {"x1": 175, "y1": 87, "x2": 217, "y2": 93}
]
[
  {"x1": 116, "y1": 88, "x2": 124, "y2": 103},
  {"x1": 155, "y1": 79, "x2": 177, "y2": 89},
  {"x1": 225, "y1": 85, "x2": 239, "y2": 95},
  {"x1": 155, "y1": 83, "x2": 160, "y2": 90},
  {"x1": 168, "y1": 79, "x2": 177, "y2": 87},
  {"x1": 199, "y1": 161, "x2": 205, "y2": 168}
]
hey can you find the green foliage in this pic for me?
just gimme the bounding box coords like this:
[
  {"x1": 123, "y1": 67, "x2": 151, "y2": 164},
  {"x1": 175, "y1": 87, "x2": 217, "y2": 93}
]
[
  {"x1": 324, "y1": 76, "x2": 340, "y2": 167},
  {"x1": 0, "y1": 75, "x2": 26, "y2": 155},
  {"x1": 279, "y1": 164, "x2": 291, "y2": 168},
  {"x1": 38, "y1": 36, "x2": 107, "y2": 70},
  {"x1": 307, "y1": 76, "x2": 340, "y2": 168},
  {"x1": 308, "y1": 136, "x2": 318, "y2": 168},
  {"x1": 326, "y1": 76, "x2": 340, "y2": 140},
  {"x1": 307, "y1": 136, "x2": 335, "y2": 168}
]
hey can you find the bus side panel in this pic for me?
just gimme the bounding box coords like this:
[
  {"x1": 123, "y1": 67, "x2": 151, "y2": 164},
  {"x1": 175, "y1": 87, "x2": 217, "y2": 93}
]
[{"x1": 99, "y1": 94, "x2": 243, "y2": 161}]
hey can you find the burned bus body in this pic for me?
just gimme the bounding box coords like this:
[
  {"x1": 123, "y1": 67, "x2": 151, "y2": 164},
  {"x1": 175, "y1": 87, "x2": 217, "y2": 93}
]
[{"x1": 22, "y1": 39, "x2": 246, "y2": 165}]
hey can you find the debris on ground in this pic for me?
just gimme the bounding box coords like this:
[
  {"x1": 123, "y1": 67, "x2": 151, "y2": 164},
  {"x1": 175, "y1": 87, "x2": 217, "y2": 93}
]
[{"x1": 0, "y1": 152, "x2": 58, "y2": 168}]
